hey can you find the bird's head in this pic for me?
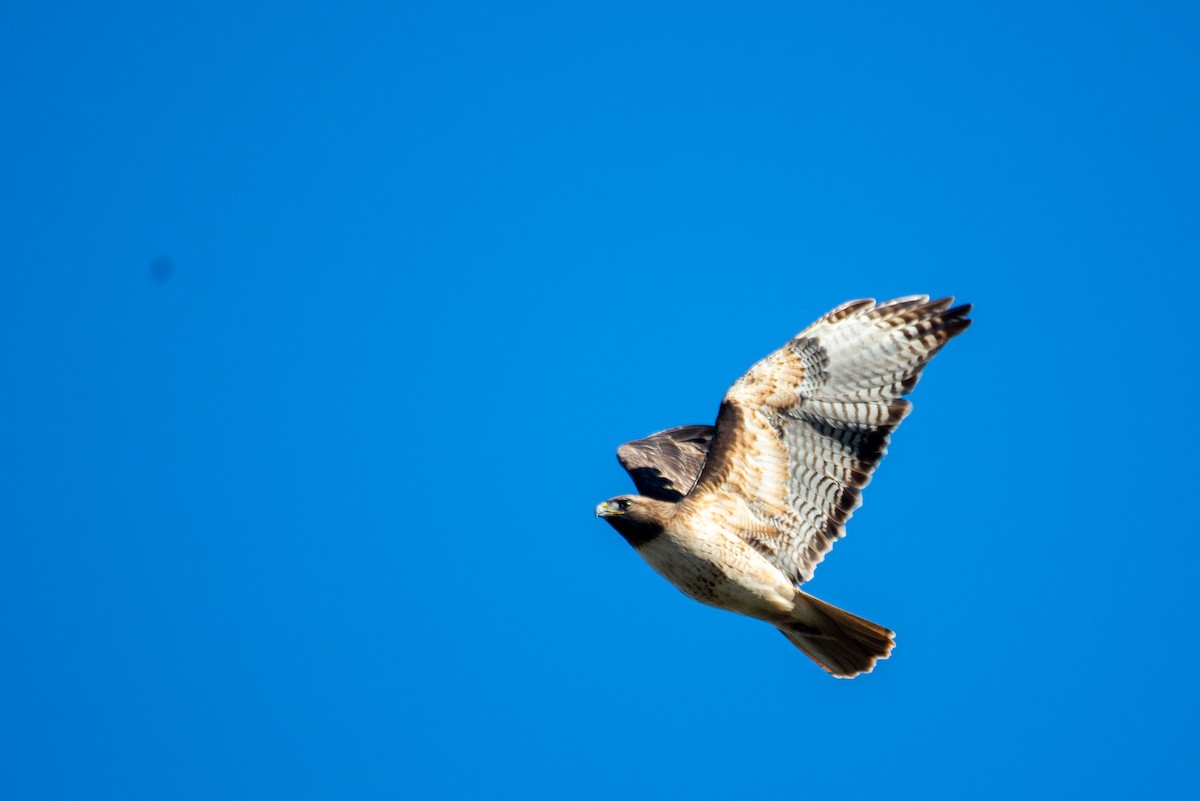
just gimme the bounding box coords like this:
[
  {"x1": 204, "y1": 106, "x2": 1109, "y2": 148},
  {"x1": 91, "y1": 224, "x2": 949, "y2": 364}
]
[{"x1": 595, "y1": 495, "x2": 673, "y2": 547}]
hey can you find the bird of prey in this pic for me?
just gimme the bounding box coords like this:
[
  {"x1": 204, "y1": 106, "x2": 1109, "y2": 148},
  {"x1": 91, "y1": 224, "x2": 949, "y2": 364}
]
[{"x1": 596, "y1": 296, "x2": 971, "y2": 677}]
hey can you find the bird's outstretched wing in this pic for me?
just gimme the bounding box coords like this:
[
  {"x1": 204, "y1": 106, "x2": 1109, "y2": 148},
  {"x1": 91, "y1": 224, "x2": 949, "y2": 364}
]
[
  {"x1": 617, "y1": 425, "x2": 716, "y2": 502},
  {"x1": 683, "y1": 296, "x2": 971, "y2": 585}
]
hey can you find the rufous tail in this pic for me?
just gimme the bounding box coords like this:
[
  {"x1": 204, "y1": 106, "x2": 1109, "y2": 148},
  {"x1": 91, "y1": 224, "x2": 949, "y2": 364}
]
[{"x1": 778, "y1": 591, "x2": 895, "y2": 678}]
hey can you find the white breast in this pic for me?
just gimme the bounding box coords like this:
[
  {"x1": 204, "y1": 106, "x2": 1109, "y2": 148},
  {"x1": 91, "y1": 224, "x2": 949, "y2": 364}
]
[{"x1": 635, "y1": 518, "x2": 795, "y2": 621}]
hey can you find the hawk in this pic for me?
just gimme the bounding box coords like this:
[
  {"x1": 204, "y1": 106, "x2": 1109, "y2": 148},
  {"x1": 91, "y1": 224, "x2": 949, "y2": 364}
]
[{"x1": 596, "y1": 296, "x2": 971, "y2": 677}]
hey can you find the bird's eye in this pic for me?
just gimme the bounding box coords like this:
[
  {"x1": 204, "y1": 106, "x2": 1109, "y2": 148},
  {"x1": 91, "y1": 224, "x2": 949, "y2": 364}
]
[{"x1": 619, "y1": 499, "x2": 631, "y2": 510}]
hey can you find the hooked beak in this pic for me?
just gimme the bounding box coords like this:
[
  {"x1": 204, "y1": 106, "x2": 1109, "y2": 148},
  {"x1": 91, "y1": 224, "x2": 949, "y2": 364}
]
[{"x1": 595, "y1": 501, "x2": 622, "y2": 518}]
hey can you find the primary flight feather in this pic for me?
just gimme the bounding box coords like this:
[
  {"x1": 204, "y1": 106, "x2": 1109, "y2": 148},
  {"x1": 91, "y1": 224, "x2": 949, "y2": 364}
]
[{"x1": 596, "y1": 296, "x2": 971, "y2": 677}]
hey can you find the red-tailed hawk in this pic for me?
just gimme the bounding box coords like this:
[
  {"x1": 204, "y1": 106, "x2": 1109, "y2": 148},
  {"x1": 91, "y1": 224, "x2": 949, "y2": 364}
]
[{"x1": 596, "y1": 296, "x2": 971, "y2": 677}]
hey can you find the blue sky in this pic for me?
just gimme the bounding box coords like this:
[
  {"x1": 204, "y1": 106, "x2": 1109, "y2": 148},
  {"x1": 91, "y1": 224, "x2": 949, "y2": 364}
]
[{"x1": 2, "y1": 2, "x2": 1198, "y2": 798}]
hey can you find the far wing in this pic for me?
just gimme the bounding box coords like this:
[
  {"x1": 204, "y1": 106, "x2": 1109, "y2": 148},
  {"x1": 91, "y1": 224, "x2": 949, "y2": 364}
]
[
  {"x1": 617, "y1": 425, "x2": 715, "y2": 502},
  {"x1": 684, "y1": 296, "x2": 971, "y2": 585}
]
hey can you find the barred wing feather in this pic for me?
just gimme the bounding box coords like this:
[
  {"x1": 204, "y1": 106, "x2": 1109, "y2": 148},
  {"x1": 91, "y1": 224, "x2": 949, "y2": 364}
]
[{"x1": 685, "y1": 296, "x2": 971, "y2": 585}]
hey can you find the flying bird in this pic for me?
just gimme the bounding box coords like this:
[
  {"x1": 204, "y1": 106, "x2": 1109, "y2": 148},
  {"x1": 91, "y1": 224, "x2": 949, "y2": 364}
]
[{"x1": 596, "y1": 296, "x2": 971, "y2": 677}]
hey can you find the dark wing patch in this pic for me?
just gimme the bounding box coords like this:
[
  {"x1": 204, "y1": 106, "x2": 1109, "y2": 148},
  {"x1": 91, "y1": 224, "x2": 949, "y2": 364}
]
[{"x1": 617, "y1": 425, "x2": 715, "y2": 502}]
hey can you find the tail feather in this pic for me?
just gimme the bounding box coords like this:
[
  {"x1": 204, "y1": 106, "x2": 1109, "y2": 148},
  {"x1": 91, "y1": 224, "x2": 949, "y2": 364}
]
[{"x1": 779, "y1": 591, "x2": 895, "y2": 678}]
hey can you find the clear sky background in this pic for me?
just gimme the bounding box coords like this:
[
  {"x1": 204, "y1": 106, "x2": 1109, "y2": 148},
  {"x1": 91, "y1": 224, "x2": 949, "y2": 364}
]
[{"x1": 2, "y1": 2, "x2": 1198, "y2": 799}]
